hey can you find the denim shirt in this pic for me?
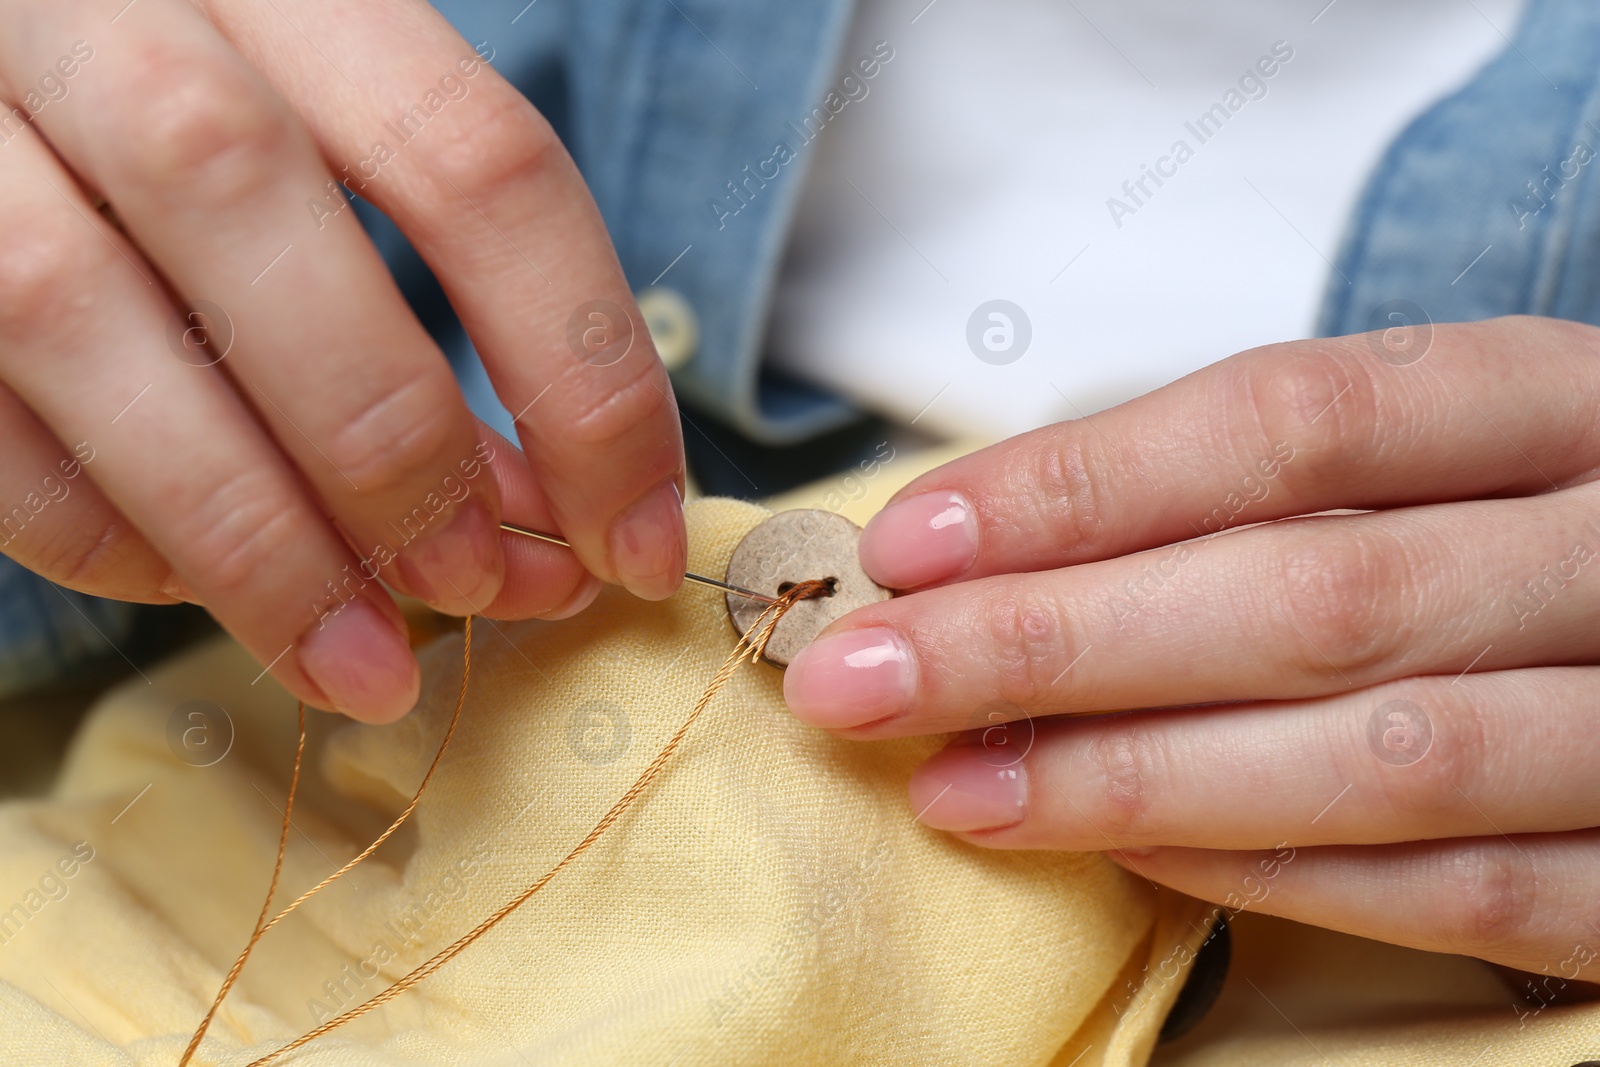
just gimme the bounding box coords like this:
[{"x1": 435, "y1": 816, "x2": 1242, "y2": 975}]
[
  {"x1": 1317, "y1": 0, "x2": 1600, "y2": 336},
  {"x1": 4, "y1": 0, "x2": 1599, "y2": 698}
]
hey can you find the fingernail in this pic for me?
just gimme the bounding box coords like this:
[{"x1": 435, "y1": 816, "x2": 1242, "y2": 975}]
[
  {"x1": 297, "y1": 597, "x2": 420, "y2": 723},
  {"x1": 908, "y1": 745, "x2": 1028, "y2": 832},
  {"x1": 395, "y1": 496, "x2": 504, "y2": 614},
  {"x1": 860, "y1": 490, "x2": 979, "y2": 589},
  {"x1": 160, "y1": 572, "x2": 198, "y2": 603},
  {"x1": 609, "y1": 480, "x2": 686, "y2": 601},
  {"x1": 783, "y1": 626, "x2": 916, "y2": 729},
  {"x1": 544, "y1": 572, "x2": 603, "y2": 620}
]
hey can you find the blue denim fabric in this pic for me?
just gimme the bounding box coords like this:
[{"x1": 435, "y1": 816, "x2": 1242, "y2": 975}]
[
  {"x1": 6, "y1": 0, "x2": 1599, "y2": 698},
  {"x1": 1318, "y1": 0, "x2": 1600, "y2": 335},
  {"x1": 0, "y1": 565, "x2": 136, "y2": 698},
  {"x1": 420, "y1": 0, "x2": 860, "y2": 446},
  {"x1": 563, "y1": 0, "x2": 858, "y2": 443}
]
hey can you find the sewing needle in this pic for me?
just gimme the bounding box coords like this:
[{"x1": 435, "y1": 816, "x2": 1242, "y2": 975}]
[{"x1": 498, "y1": 521, "x2": 780, "y2": 605}]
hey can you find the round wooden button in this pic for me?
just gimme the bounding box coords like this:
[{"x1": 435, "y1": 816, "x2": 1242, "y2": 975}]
[{"x1": 726, "y1": 509, "x2": 892, "y2": 666}]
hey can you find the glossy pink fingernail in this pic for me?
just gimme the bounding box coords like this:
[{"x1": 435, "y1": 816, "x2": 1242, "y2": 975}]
[
  {"x1": 609, "y1": 480, "x2": 687, "y2": 601},
  {"x1": 297, "y1": 597, "x2": 420, "y2": 724},
  {"x1": 783, "y1": 627, "x2": 916, "y2": 728},
  {"x1": 860, "y1": 490, "x2": 979, "y2": 589},
  {"x1": 395, "y1": 496, "x2": 504, "y2": 614},
  {"x1": 908, "y1": 745, "x2": 1028, "y2": 832},
  {"x1": 160, "y1": 572, "x2": 198, "y2": 603}
]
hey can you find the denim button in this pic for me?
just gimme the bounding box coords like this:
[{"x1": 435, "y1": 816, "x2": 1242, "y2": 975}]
[{"x1": 636, "y1": 286, "x2": 700, "y2": 370}]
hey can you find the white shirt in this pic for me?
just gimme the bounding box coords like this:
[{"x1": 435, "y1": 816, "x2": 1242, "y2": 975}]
[{"x1": 768, "y1": 0, "x2": 1527, "y2": 440}]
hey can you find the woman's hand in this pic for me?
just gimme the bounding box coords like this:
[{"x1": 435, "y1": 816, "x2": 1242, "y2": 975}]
[
  {"x1": 784, "y1": 315, "x2": 1600, "y2": 979},
  {"x1": 0, "y1": 0, "x2": 686, "y2": 723}
]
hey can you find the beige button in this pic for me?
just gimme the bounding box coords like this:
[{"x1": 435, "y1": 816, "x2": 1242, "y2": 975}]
[
  {"x1": 725, "y1": 509, "x2": 893, "y2": 667},
  {"x1": 635, "y1": 286, "x2": 699, "y2": 370}
]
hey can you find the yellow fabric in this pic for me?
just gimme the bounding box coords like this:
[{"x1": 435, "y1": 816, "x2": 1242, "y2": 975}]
[
  {"x1": 1154, "y1": 912, "x2": 1600, "y2": 1065},
  {"x1": 0, "y1": 498, "x2": 1196, "y2": 1066},
  {"x1": 8, "y1": 440, "x2": 1599, "y2": 1065}
]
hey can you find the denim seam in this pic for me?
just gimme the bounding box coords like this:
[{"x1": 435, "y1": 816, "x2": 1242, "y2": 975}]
[
  {"x1": 720, "y1": 0, "x2": 861, "y2": 439},
  {"x1": 616, "y1": 0, "x2": 679, "y2": 272},
  {"x1": 1539, "y1": 76, "x2": 1600, "y2": 314}
]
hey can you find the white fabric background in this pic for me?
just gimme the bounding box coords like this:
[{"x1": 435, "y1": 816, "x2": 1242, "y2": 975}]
[{"x1": 769, "y1": 0, "x2": 1526, "y2": 440}]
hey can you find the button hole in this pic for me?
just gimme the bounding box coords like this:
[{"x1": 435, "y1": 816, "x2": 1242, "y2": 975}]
[{"x1": 778, "y1": 578, "x2": 838, "y2": 598}]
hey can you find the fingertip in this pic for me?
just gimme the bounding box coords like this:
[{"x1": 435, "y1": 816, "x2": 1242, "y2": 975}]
[
  {"x1": 544, "y1": 572, "x2": 603, "y2": 620},
  {"x1": 607, "y1": 479, "x2": 686, "y2": 601},
  {"x1": 159, "y1": 571, "x2": 200, "y2": 605},
  {"x1": 390, "y1": 493, "x2": 506, "y2": 616},
  {"x1": 295, "y1": 596, "x2": 421, "y2": 724},
  {"x1": 1107, "y1": 846, "x2": 1160, "y2": 865},
  {"x1": 784, "y1": 626, "x2": 917, "y2": 729},
  {"x1": 907, "y1": 743, "x2": 1028, "y2": 833}
]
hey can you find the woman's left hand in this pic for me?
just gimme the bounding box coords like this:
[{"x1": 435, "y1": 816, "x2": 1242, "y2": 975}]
[{"x1": 783, "y1": 314, "x2": 1600, "y2": 980}]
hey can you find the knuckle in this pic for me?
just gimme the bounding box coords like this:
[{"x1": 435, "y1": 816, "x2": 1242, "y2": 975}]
[
  {"x1": 118, "y1": 52, "x2": 293, "y2": 198},
  {"x1": 992, "y1": 428, "x2": 1109, "y2": 558},
  {"x1": 560, "y1": 361, "x2": 676, "y2": 454},
  {"x1": 980, "y1": 585, "x2": 1076, "y2": 715},
  {"x1": 1081, "y1": 723, "x2": 1167, "y2": 837},
  {"x1": 1437, "y1": 845, "x2": 1541, "y2": 955},
  {"x1": 326, "y1": 368, "x2": 462, "y2": 497},
  {"x1": 1368, "y1": 683, "x2": 1484, "y2": 814},
  {"x1": 1274, "y1": 528, "x2": 1405, "y2": 681},
  {"x1": 1513, "y1": 313, "x2": 1599, "y2": 355},
  {"x1": 1237, "y1": 344, "x2": 1380, "y2": 500},
  {"x1": 420, "y1": 88, "x2": 564, "y2": 202},
  {"x1": 32, "y1": 518, "x2": 135, "y2": 592},
  {"x1": 173, "y1": 467, "x2": 303, "y2": 599},
  {"x1": 0, "y1": 214, "x2": 101, "y2": 340}
]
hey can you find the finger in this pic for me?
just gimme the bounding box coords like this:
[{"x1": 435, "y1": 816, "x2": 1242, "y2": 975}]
[
  {"x1": 192, "y1": 0, "x2": 688, "y2": 600},
  {"x1": 467, "y1": 420, "x2": 601, "y2": 621},
  {"x1": 5, "y1": 0, "x2": 506, "y2": 618},
  {"x1": 859, "y1": 317, "x2": 1600, "y2": 589},
  {"x1": 903, "y1": 668, "x2": 1600, "y2": 849},
  {"x1": 0, "y1": 384, "x2": 176, "y2": 602},
  {"x1": 1103, "y1": 833, "x2": 1600, "y2": 978},
  {"x1": 0, "y1": 121, "x2": 417, "y2": 723},
  {"x1": 785, "y1": 484, "x2": 1600, "y2": 734}
]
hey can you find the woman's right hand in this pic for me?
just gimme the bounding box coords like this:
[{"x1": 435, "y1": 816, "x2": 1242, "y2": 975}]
[{"x1": 0, "y1": 0, "x2": 688, "y2": 723}]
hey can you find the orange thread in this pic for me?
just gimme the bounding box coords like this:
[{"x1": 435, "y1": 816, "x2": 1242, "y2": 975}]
[
  {"x1": 176, "y1": 702, "x2": 304, "y2": 1067},
  {"x1": 179, "y1": 616, "x2": 474, "y2": 1067},
  {"x1": 185, "y1": 584, "x2": 826, "y2": 1066}
]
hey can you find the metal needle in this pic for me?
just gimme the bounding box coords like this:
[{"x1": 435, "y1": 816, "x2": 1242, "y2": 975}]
[{"x1": 498, "y1": 521, "x2": 779, "y2": 605}]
